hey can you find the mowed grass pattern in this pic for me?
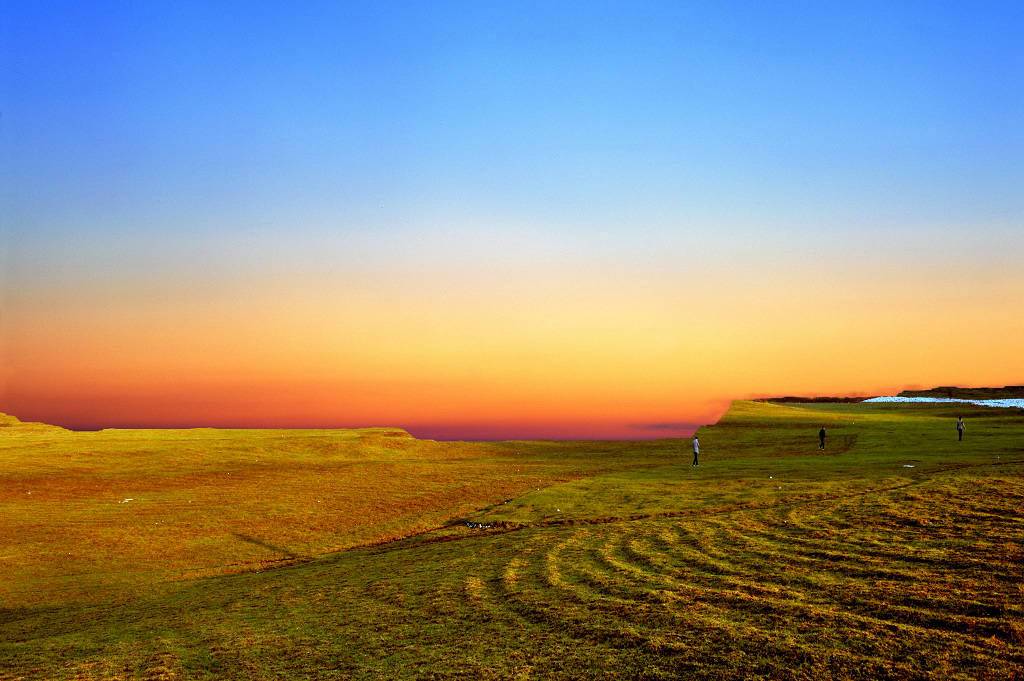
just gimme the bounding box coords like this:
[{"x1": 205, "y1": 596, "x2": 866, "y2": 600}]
[{"x1": 2, "y1": 401, "x2": 1023, "y2": 679}]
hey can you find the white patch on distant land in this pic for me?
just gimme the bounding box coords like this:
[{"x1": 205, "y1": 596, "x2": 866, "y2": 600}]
[
  {"x1": 120, "y1": 498, "x2": 134, "y2": 503},
  {"x1": 902, "y1": 464, "x2": 916, "y2": 468},
  {"x1": 865, "y1": 396, "x2": 1024, "y2": 409}
]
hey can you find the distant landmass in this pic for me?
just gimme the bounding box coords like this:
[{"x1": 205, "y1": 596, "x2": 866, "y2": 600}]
[
  {"x1": 759, "y1": 386, "x2": 1024, "y2": 404},
  {"x1": 761, "y1": 396, "x2": 867, "y2": 404},
  {"x1": 898, "y1": 386, "x2": 1024, "y2": 400}
]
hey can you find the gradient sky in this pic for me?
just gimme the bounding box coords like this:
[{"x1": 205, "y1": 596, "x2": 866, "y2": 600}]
[{"x1": 2, "y1": 2, "x2": 1023, "y2": 438}]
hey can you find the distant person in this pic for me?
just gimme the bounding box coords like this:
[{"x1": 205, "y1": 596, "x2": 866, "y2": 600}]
[
  {"x1": 818, "y1": 427, "x2": 827, "y2": 450},
  {"x1": 957, "y1": 416, "x2": 966, "y2": 442},
  {"x1": 692, "y1": 435, "x2": 700, "y2": 466}
]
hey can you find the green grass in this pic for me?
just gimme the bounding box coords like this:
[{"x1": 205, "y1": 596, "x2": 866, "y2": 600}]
[
  {"x1": 2, "y1": 400, "x2": 1023, "y2": 679},
  {"x1": 0, "y1": 416, "x2": 676, "y2": 609}
]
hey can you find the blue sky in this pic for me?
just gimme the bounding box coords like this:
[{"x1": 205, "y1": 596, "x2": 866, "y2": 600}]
[
  {"x1": 2, "y1": 2, "x2": 1023, "y2": 433},
  {"x1": 5, "y1": 1, "x2": 1022, "y2": 241}
]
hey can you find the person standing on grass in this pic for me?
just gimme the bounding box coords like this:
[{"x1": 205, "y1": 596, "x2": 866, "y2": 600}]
[
  {"x1": 692, "y1": 435, "x2": 700, "y2": 466},
  {"x1": 957, "y1": 416, "x2": 966, "y2": 442},
  {"x1": 818, "y1": 426, "x2": 827, "y2": 450}
]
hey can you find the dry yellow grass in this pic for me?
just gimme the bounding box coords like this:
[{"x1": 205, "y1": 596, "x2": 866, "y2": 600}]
[
  {"x1": 0, "y1": 414, "x2": 676, "y2": 608},
  {"x1": 2, "y1": 401, "x2": 1023, "y2": 679}
]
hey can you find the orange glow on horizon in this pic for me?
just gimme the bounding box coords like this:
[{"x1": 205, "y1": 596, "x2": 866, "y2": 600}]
[{"x1": 3, "y1": 250, "x2": 1022, "y2": 438}]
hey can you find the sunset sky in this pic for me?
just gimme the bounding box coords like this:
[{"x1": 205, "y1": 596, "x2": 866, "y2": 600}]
[{"x1": 2, "y1": 2, "x2": 1022, "y2": 438}]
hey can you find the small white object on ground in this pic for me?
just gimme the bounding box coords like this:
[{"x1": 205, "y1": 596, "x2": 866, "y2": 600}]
[
  {"x1": 902, "y1": 464, "x2": 915, "y2": 468},
  {"x1": 120, "y1": 498, "x2": 134, "y2": 503}
]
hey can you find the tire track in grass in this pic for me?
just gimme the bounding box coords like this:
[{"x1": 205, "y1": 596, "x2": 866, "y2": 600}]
[
  {"x1": 467, "y1": 471, "x2": 1024, "y2": 678},
  {"x1": 487, "y1": 522, "x2": 938, "y2": 679}
]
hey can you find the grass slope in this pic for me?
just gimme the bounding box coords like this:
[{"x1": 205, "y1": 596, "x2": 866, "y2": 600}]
[
  {"x1": 2, "y1": 401, "x2": 1023, "y2": 679},
  {"x1": 0, "y1": 415, "x2": 676, "y2": 609}
]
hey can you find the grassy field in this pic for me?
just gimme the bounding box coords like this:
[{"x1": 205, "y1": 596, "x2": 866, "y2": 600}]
[
  {"x1": 0, "y1": 414, "x2": 676, "y2": 609},
  {"x1": 2, "y1": 401, "x2": 1023, "y2": 679}
]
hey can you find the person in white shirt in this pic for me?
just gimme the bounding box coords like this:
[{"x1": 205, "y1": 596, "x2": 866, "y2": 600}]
[{"x1": 692, "y1": 435, "x2": 700, "y2": 466}]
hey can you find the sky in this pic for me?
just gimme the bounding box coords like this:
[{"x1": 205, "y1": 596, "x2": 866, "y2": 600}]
[{"x1": 2, "y1": 1, "x2": 1022, "y2": 438}]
